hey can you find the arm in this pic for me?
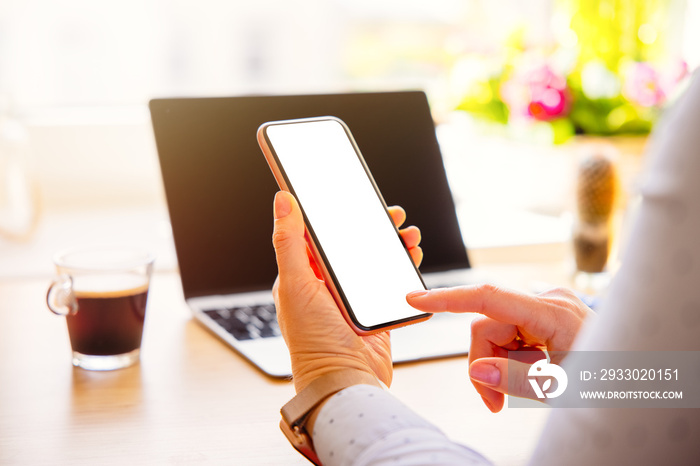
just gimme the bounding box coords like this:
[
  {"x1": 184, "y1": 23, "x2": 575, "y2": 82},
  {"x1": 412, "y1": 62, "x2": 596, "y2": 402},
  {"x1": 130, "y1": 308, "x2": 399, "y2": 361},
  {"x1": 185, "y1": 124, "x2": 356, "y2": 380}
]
[
  {"x1": 529, "y1": 72, "x2": 700, "y2": 466},
  {"x1": 272, "y1": 191, "x2": 490, "y2": 465},
  {"x1": 407, "y1": 72, "x2": 700, "y2": 465}
]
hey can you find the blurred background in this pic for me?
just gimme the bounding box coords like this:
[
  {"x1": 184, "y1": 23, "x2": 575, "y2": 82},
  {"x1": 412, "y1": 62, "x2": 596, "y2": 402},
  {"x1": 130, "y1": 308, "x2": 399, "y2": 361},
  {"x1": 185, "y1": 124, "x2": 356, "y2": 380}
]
[{"x1": 1, "y1": 0, "x2": 698, "y2": 277}]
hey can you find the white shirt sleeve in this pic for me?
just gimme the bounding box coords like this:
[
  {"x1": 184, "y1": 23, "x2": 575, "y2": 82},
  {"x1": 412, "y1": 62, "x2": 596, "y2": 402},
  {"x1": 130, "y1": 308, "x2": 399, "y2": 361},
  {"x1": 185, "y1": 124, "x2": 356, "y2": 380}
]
[
  {"x1": 312, "y1": 384, "x2": 492, "y2": 466},
  {"x1": 529, "y1": 71, "x2": 700, "y2": 465}
]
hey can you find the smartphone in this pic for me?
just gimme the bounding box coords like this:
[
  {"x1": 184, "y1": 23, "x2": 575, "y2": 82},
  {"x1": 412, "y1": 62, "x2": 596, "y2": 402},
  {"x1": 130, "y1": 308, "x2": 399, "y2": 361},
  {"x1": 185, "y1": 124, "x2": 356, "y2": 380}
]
[{"x1": 257, "y1": 116, "x2": 431, "y2": 335}]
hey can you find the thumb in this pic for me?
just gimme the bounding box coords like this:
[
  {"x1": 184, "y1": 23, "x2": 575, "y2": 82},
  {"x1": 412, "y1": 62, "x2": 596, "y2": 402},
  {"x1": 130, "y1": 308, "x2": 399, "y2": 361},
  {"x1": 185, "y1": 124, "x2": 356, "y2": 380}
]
[
  {"x1": 272, "y1": 191, "x2": 315, "y2": 281},
  {"x1": 469, "y1": 357, "x2": 542, "y2": 409}
]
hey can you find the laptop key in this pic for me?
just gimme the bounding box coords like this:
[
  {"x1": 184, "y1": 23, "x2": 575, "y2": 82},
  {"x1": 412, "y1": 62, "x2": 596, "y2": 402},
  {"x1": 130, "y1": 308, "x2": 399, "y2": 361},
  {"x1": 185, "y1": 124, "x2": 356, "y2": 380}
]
[
  {"x1": 233, "y1": 308, "x2": 251, "y2": 323},
  {"x1": 246, "y1": 323, "x2": 262, "y2": 339},
  {"x1": 255, "y1": 304, "x2": 275, "y2": 322},
  {"x1": 270, "y1": 322, "x2": 281, "y2": 337},
  {"x1": 249, "y1": 315, "x2": 265, "y2": 330}
]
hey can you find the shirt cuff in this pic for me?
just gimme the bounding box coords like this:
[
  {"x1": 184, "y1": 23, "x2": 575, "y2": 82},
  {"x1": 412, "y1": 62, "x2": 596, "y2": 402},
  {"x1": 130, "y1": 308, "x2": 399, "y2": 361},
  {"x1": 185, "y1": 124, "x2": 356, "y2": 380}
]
[{"x1": 311, "y1": 384, "x2": 491, "y2": 466}]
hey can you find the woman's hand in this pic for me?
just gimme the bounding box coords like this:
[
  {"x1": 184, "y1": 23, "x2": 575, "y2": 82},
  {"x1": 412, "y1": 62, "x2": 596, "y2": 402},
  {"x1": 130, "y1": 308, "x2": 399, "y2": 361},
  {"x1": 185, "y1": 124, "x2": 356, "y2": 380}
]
[
  {"x1": 407, "y1": 285, "x2": 594, "y2": 412},
  {"x1": 272, "y1": 191, "x2": 422, "y2": 392}
]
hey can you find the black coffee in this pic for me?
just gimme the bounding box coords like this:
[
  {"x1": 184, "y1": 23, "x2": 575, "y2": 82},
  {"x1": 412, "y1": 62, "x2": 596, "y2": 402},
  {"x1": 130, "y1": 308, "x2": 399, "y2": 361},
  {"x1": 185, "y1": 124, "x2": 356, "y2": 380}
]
[{"x1": 66, "y1": 285, "x2": 149, "y2": 356}]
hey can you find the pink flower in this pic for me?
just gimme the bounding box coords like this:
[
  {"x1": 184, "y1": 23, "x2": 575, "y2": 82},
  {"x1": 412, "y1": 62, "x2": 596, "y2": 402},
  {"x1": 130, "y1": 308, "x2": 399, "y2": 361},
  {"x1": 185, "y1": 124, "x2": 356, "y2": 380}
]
[
  {"x1": 501, "y1": 63, "x2": 571, "y2": 121},
  {"x1": 661, "y1": 60, "x2": 690, "y2": 98},
  {"x1": 623, "y1": 62, "x2": 665, "y2": 107}
]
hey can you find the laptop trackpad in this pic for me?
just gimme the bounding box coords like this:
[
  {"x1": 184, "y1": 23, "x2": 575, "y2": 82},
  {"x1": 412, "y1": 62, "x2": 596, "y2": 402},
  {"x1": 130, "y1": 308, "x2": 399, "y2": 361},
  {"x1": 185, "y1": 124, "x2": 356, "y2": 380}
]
[{"x1": 391, "y1": 312, "x2": 476, "y2": 363}]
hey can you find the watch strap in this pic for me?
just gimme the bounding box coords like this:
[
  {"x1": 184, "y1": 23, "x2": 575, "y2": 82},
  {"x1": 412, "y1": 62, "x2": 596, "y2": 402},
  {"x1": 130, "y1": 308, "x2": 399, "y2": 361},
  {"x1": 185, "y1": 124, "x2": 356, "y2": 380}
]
[{"x1": 280, "y1": 369, "x2": 382, "y2": 464}]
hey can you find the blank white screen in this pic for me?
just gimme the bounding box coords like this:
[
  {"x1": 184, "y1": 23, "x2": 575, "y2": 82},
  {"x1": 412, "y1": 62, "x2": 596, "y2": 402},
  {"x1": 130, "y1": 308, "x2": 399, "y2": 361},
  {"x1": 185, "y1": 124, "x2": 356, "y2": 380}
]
[{"x1": 265, "y1": 118, "x2": 427, "y2": 329}]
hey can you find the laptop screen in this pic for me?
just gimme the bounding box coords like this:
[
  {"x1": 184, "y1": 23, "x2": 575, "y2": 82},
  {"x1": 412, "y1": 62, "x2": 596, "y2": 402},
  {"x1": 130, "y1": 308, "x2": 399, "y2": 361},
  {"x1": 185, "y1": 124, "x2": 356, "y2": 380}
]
[{"x1": 150, "y1": 91, "x2": 469, "y2": 299}]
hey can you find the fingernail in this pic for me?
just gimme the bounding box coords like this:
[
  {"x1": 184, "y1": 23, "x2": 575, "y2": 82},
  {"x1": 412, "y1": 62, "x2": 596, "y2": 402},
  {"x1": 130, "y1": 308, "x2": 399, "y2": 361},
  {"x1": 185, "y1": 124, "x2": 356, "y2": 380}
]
[
  {"x1": 470, "y1": 364, "x2": 500, "y2": 387},
  {"x1": 406, "y1": 290, "x2": 428, "y2": 299},
  {"x1": 481, "y1": 395, "x2": 495, "y2": 412},
  {"x1": 274, "y1": 192, "x2": 292, "y2": 219}
]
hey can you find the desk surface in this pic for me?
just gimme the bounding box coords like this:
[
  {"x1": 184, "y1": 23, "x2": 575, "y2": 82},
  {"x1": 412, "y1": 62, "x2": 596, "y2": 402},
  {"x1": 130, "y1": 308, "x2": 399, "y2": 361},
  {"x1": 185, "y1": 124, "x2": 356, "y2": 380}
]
[{"x1": 0, "y1": 261, "x2": 570, "y2": 465}]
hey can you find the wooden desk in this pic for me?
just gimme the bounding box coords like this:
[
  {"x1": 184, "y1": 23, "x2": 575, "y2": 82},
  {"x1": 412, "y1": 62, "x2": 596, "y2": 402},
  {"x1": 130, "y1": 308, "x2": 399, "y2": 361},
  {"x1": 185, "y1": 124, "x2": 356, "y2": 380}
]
[{"x1": 0, "y1": 262, "x2": 567, "y2": 465}]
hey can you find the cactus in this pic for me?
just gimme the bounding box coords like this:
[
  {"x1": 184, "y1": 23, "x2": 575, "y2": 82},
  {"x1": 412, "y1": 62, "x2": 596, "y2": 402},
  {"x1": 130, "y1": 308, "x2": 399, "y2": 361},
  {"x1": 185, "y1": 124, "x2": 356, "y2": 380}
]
[
  {"x1": 573, "y1": 151, "x2": 618, "y2": 273},
  {"x1": 576, "y1": 152, "x2": 618, "y2": 224}
]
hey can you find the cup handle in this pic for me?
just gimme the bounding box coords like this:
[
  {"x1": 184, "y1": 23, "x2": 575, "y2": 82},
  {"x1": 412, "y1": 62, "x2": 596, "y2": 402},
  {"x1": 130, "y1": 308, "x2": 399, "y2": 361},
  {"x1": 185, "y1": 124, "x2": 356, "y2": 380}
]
[{"x1": 47, "y1": 274, "x2": 78, "y2": 316}]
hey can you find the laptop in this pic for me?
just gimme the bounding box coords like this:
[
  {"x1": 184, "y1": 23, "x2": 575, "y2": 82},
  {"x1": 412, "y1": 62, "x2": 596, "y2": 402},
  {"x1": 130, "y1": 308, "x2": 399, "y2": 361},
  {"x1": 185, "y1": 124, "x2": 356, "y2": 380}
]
[{"x1": 149, "y1": 91, "x2": 481, "y2": 378}]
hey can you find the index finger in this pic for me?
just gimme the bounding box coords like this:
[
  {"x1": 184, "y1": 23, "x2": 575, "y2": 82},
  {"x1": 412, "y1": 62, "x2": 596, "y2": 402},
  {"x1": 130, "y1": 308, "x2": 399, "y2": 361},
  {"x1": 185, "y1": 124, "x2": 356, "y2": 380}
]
[{"x1": 406, "y1": 284, "x2": 543, "y2": 329}]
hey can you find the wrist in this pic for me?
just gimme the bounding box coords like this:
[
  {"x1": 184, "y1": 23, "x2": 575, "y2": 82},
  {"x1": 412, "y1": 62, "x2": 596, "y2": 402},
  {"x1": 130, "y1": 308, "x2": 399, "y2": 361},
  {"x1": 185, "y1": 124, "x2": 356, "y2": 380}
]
[
  {"x1": 291, "y1": 355, "x2": 387, "y2": 393},
  {"x1": 280, "y1": 368, "x2": 383, "y2": 465}
]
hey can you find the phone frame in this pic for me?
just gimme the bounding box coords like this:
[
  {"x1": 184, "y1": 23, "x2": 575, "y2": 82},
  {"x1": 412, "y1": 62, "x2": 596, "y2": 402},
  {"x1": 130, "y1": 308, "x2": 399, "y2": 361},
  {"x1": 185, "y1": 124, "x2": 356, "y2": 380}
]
[{"x1": 257, "y1": 116, "x2": 431, "y2": 335}]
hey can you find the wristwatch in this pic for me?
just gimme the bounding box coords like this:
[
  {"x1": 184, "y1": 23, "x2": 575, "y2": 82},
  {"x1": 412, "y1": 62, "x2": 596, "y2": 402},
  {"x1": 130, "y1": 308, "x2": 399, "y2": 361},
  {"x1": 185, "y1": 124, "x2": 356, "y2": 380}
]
[{"x1": 280, "y1": 369, "x2": 382, "y2": 465}]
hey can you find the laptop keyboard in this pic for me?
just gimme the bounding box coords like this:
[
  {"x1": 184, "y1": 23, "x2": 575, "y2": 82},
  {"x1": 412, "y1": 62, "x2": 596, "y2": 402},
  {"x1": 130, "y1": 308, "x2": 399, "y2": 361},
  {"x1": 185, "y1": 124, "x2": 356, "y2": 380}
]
[{"x1": 203, "y1": 304, "x2": 281, "y2": 341}]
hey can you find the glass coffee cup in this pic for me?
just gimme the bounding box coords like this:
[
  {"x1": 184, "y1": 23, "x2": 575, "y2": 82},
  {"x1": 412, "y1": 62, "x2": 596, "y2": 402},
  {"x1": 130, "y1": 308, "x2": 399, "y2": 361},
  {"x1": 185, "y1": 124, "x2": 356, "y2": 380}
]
[{"x1": 46, "y1": 246, "x2": 155, "y2": 371}]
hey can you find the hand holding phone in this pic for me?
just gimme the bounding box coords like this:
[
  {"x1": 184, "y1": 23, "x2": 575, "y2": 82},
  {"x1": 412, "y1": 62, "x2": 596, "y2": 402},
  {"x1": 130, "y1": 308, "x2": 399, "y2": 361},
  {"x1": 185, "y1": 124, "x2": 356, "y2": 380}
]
[{"x1": 258, "y1": 117, "x2": 431, "y2": 335}]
